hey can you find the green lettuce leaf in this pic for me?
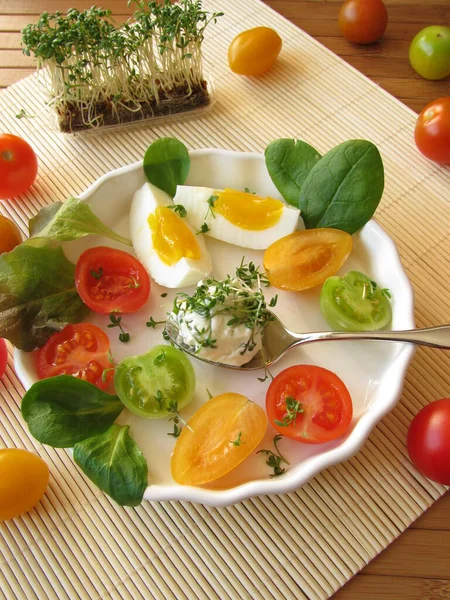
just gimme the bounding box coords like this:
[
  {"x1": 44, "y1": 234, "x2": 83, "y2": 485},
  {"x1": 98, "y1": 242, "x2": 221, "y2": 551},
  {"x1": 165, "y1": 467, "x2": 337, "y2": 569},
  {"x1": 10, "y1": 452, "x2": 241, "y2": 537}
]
[{"x1": 29, "y1": 197, "x2": 132, "y2": 247}]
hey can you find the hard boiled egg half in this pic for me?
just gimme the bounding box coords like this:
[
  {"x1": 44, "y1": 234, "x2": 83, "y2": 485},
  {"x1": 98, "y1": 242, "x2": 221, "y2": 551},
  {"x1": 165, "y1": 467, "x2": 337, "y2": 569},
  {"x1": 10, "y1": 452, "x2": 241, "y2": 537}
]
[
  {"x1": 129, "y1": 182, "x2": 212, "y2": 288},
  {"x1": 173, "y1": 187, "x2": 301, "y2": 249}
]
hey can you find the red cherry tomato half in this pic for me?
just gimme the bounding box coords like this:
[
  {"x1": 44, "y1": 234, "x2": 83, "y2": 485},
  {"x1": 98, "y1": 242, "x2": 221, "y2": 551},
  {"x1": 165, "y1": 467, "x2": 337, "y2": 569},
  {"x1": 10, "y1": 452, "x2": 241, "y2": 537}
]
[
  {"x1": 36, "y1": 323, "x2": 114, "y2": 390},
  {"x1": 75, "y1": 246, "x2": 150, "y2": 314},
  {"x1": 0, "y1": 339, "x2": 8, "y2": 378},
  {"x1": 266, "y1": 365, "x2": 353, "y2": 443},
  {"x1": 414, "y1": 97, "x2": 450, "y2": 165},
  {"x1": 338, "y1": 0, "x2": 388, "y2": 45},
  {"x1": 0, "y1": 133, "x2": 38, "y2": 200},
  {"x1": 407, "y1": 398, "x2": 450, "y2": 486}
]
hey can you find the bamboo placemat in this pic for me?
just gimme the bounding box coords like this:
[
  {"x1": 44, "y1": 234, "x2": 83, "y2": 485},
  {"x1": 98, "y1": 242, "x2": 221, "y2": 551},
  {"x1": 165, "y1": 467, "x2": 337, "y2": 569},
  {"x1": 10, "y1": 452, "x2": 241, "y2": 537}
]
[{"x1": 1, "y1": 1, "x2": 449, "y2": 598}]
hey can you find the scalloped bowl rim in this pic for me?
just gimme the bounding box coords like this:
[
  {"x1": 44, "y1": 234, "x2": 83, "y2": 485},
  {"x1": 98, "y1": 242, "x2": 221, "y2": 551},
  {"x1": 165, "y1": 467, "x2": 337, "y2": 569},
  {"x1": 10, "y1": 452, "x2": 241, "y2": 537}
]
[{"x1": 14, "y1": 148, "x2": 416, "y2": 507}]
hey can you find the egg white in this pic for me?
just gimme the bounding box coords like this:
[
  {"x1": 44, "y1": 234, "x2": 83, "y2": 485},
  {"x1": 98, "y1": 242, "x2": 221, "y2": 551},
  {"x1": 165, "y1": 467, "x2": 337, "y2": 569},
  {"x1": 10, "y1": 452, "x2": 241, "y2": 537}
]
[
  {"x1": 173, "y1": 186, "x2": 302, "y2": 250},
  {"x1": 129, "y1": 182, "x2": 212, "y2": 288}
]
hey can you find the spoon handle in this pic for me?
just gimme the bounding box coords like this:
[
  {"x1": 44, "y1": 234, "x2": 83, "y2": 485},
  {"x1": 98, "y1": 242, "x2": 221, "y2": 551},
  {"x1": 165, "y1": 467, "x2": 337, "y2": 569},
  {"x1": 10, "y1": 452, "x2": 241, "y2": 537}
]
[{"x1": 287, "y1": 325, "x2": 450, "y2": 350}]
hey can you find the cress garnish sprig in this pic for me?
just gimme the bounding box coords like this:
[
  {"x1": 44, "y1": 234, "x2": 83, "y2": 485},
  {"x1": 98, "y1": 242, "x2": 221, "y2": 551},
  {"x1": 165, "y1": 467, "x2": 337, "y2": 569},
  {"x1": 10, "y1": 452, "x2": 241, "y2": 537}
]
[
  {"x1": 257, "y1": 435, "x2": 289, "y2": 477},
  {"x1": 172, "y1": 275, "x2": 276, "y2": 355},
  {"x1": 108, "y1": 313, "x2": 131, "y2": 343},
  {"x1": 235, "y1": 257, "x2": 270, "y2": 288}
]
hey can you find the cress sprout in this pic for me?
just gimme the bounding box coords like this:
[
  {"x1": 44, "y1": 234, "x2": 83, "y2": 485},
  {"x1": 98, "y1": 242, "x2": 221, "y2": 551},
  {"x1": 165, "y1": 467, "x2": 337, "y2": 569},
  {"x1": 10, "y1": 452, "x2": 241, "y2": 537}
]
[{"x1": 21, "y1": 1, "x2": 223, "y2": 132}]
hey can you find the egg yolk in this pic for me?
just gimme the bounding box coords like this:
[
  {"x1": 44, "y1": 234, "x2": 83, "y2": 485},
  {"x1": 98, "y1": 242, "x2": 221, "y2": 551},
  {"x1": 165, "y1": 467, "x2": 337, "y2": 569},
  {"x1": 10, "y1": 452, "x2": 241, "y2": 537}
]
[
  {"x1": 148, "y1": 206, "x2": 201, "y2": 265},
  {"x1": 214, "y1": 189, "x2": 284, "y2": 230}
]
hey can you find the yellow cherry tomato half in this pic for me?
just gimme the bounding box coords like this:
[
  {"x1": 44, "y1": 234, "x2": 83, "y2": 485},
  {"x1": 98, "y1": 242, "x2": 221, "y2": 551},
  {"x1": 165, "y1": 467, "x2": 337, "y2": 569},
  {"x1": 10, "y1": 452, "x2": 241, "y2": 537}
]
[
  {"x1": 0, "y1": 448, "x2": 49, "y2": 521},
  {"x1": 228, "y1": 27, "x2": 282, "y2": 76},
  {"x1": 264, "y1": 228, "x2": 353, "y2": 291},
  {"x1": 0, "y1": 214, "x2": 22, "y2": 255},
  {"x1": 171, "y1": 393, "x2": 267, "y2": 486}
]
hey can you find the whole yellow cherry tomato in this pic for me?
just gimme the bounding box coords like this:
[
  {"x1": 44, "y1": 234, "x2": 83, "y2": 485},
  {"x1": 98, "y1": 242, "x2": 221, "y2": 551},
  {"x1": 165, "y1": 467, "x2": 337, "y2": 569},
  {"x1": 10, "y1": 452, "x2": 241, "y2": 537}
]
[
  {"x1": 0, "y1": 214, "x2": 22, "y2": 254},
  {"x1": 171, "y1": 393, "x2": 267, "y2": 486},
  {"x1": 0, "y1": 449, "x2": 49, "y2": 521},
  {"x1": 228, "y1": 27, "x2": 282, "y2": 76},
  {"x1": 264, "y1": 228, "x2": 353, "y2": 291}
]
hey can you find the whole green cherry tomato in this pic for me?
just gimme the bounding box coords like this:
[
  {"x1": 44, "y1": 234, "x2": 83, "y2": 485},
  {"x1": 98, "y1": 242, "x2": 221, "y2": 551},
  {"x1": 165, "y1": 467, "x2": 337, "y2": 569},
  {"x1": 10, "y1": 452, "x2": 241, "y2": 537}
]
[
  {"x1": 114, "y1": 345, "x2": 195, "y2": 419},
  {"x1": 409, "y1": 26, "x2": 450, "y2": 80},
  {"x1": 320, "y1": 271, "x2": 392, "y2": 331},
  {"x1": 228, "y1": 27, "x2": 282, "y2": 76}
]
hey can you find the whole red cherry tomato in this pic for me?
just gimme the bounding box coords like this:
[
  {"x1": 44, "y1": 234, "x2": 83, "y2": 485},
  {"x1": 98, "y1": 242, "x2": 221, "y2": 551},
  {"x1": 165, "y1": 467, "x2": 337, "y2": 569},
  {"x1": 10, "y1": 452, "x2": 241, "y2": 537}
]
[
  {"x1": 0, "y1": 339, "x2": 7, "y2": 378},
  {"x1": 407, "y1": 398, "x2": 450, "y2": 486},
  {"x1": 0, "y1": 133, "x2": 38, "y2": 200},
  {"x1": 414, "y1": 97, "x2": 450, "y2": 165},
  {"x1": 338, "y1": 0, "x2": 388, "y2": 45}
]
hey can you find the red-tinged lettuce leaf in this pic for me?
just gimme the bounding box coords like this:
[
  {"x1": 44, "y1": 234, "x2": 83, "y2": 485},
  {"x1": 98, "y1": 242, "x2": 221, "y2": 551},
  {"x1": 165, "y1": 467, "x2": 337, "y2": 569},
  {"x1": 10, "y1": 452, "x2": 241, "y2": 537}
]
[{"x1": 0, "y1": 239, "x2": 90, "y2": 351}]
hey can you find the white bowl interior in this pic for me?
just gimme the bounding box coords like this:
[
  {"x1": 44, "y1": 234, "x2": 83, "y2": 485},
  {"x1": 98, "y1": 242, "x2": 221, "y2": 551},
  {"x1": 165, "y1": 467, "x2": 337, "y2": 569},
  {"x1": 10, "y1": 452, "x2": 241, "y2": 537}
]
[{"x1": 14, "y1": 149, "x2": 415, "y2": 506}]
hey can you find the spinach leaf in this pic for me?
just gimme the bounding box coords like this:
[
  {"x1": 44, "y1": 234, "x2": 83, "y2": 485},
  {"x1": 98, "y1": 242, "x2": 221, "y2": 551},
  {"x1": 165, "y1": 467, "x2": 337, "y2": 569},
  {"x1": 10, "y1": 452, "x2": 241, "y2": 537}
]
[
  {"x1": 73, "y1": 424, "x2": 148, "y2": 507},
  {"x1": 29, "y1": 197, "x2": 132, "y2": 247},
  {"x1": 0, "y1": 240, "x2": 90, "y2": 350},
  {"x1": 21, "y1": 375, "x2": 124, "y2": 448},
  {"x1": 143, "y1": 137, "x2": 190, "y2": 197},
  {"x1": 298, "y1": 139, "x2": 384, "y2": 234},
  {"x1": 265, "y1": 139, "x2": 321, "y2": 207}
]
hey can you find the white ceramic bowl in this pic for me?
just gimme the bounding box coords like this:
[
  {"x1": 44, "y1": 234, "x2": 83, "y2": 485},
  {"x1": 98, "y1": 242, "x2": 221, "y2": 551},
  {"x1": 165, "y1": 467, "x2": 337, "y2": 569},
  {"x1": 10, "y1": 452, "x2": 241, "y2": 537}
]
[{"x1": 14, "y1": 149, "x2": 415, "y2": 506}]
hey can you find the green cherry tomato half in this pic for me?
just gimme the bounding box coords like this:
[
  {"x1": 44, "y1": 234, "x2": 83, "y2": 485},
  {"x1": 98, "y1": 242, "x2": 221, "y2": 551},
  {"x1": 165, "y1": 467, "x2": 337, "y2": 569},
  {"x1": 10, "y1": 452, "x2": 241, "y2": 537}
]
[
  {"x1": 114, "y1": 345, "x2": 195, "y2": 418},
  {"x1": 320, "y1": 271, "x2": 392, "y2": 331},
  {"x1": 409, "y1": 26, "x2": 450, "y2": 80}
]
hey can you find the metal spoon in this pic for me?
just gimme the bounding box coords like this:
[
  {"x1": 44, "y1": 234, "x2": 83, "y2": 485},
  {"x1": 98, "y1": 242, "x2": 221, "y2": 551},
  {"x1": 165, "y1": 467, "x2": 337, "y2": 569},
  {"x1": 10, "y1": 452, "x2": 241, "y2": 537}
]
[{"x1": 165, "y1": 313, "x2": 450, "y2": 371}]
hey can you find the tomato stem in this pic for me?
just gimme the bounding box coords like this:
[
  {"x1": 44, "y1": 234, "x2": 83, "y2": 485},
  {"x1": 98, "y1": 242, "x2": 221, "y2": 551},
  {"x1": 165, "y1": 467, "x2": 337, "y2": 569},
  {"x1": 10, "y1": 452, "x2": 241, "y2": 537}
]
[{"x1": 1, "y1": 150, "x2": 13, "y2": 162}]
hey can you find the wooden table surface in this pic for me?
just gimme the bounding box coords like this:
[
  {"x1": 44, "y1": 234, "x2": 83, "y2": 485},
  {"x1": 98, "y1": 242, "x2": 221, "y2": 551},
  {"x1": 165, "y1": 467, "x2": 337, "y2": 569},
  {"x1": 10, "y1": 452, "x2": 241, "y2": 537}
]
[{"x1": 0, "y1": 1, "x2": 449, "y2": 599}]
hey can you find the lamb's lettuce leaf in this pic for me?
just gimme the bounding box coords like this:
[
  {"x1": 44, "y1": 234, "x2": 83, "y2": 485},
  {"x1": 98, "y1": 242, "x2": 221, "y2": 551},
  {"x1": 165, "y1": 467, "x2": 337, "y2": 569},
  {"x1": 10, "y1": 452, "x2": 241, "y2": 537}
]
[
  {"x1": 0, "y1": 239, "x2": 89, "y2": 350},
  {"x1": 21, "y1": 376, "x2": 124, "y2": 448},
  {"x1": 74, "y1": 424, "x2": 148, "y2": 507},
  {"x1": 29, "y1": 197, "x2": 132, "y2": 246}
]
